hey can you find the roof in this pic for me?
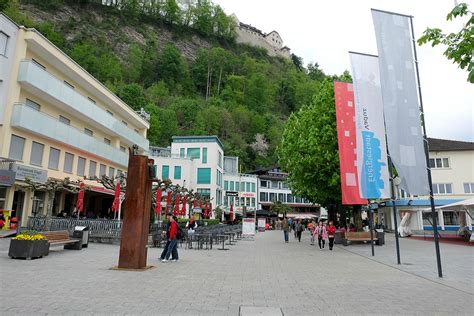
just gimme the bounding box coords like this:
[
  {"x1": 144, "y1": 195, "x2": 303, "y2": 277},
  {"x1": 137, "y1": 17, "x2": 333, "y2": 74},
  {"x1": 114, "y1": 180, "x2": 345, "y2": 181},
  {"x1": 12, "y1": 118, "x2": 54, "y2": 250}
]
[
  {"x1": 428, "y1": 138, "x2": 474, "y2": 152},
  {"x1": 171, "y1": 135, "x2": 224, "y2": 150}
]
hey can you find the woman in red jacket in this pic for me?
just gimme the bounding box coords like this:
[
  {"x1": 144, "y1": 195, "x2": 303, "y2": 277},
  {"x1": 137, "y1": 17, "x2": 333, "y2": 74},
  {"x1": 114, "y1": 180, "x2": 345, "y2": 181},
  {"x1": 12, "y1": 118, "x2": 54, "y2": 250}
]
[{"x1": 327, "y1": 221, "x2": 337, "y2": 251}]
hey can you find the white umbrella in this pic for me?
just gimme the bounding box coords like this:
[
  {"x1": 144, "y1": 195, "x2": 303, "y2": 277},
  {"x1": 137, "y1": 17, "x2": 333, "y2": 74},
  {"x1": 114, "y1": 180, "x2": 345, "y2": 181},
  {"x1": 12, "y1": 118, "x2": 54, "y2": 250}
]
[{"x1": 436, "y1": 198, "x2": 474, "y2": 211}]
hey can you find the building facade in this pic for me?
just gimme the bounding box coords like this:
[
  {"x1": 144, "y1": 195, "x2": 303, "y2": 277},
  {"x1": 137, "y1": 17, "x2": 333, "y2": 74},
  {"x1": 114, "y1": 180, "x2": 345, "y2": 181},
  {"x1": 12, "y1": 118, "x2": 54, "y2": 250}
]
[
  {"x1": 0, "y1": 14, "x2": 149, "y2": 226},
  {"x1": 377, "y1": 138, "x2": 473, "y2": 232}
]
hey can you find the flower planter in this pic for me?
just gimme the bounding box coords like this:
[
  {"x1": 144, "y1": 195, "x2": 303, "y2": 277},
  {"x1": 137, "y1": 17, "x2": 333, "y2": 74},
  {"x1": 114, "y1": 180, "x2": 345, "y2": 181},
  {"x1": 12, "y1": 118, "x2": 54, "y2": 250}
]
[{"x1": 8, "y1": 239, "x2": 50, "y2": 260}]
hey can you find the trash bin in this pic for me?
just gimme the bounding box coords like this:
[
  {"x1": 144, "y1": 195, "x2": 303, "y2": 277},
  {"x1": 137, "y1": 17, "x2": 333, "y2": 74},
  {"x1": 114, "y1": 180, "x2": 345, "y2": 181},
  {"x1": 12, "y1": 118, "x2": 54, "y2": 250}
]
[
  {"x1": 334, "y1": 231, "x2": 343, "y2": 244},
  {"x1": 376, "y1": 231, "x2": 385, "y2": 245},
  {"x1": 73, "y1": 226, "x2": 89, "y2": 248}
]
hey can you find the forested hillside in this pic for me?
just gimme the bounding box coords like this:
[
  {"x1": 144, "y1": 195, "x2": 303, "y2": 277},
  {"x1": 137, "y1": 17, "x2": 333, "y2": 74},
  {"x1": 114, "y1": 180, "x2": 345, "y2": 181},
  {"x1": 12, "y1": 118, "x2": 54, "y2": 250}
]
[{"x1": 2, "y1": 0, "x2": 330, "y2": 170}]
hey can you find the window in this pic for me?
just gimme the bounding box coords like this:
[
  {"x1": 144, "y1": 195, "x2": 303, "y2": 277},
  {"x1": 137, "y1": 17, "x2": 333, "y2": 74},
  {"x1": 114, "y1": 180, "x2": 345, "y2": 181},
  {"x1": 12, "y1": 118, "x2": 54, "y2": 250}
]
[
  {"x1": 62, "y1": 152, "x2": 74, "y2": 173},
  {"x1": 180, "y1": 148, "x2": 185, "y2": 158},
  {"x1": 218, "y1": 152, "x2": 223, "y2": 167},
  {"x1": 159, "y1": 165, "x2": 168, "y2": 180},
  {"x1": 230, "y1": 181, "x2": 234, "y2": 191},
  {"x1": 187, "y1": 148, "x2": 200, "y2": 159},
  {"x1": 287, "y1": 194, "x2": 293, "y2": 203},
  {"x1": 30, "y1": 141, "x2": 44, "y2": 166},
  {"x1": 89, "y1": 160, "x2": 97, "y2": 177},
  {"x1": 48, "y1": 147, "x2": 60, "y2": 170},
  {"x1": 246, "y1": 182, "x2": 251, "y2": 192},
  {"x1": 26, "y1": 99, "x2": 40, "y2": 111},
  {"x1": 0, "y1": 31, "x2": 8, "y2": 55},
  {"x1": 251, "y1": 183, "x2": 256, "y2": 192},
  {"x1": 59, "y1": 115, "x2": 70, "y2": 125},
  {"x1": 443, "y1": 212, "x2": 459, "y2": 226},
  {"x1": 109, "y1": 167, "x2": 115, "y2": 178},
  {"x1": 9, "y1": 135, "x2": 25, "y2": 162},
  {"x1": 88, "y1": 97, "x2": 96, "y2": 104},
  {"x1": 240, "y1": 182, "x2": 245, "y2": 191},
  {"x1": 99, "y1": 164, "x2": 106, "y2": 176},
  {"x1": 106, "y1": 110, "x2": 114, "y2": 116},
  {"x1": 120, "y1": 146, "x2": 126, "y2": 152},
  {"x1": 77, "y1": 157, "x2": 86, "y2": 176},
  {"x1": 202, "y1": 147, "x2": 207, "y2": 163},
  {"x1": 224, "y1": 181, "x2": 229, "y2": 191},
  {"x1": 104, "y1": 138, "x2": 111, "y2": 145},
  {"x1": 122, "y1": 120, "x2": 128, "y2": 126},
  {"x1": 197, "y1": 168, "x2": 211, "y2": 184},
  {"x1": 32, "y1": 58, "x2": 46, "y2": 70},
  {"x1": 433, "y1": 183, "x2": 452, "y2": 195},
  {"x1": 84, "y1": 128, "x2": 93, "y2": 136},
  {"x1": 464, "y1": 183, "x2": 474, "y2": 194},
  {"x1": 269, "y1": 193, "x2": 276, "y2": 202},
  {"x1": 0, "y1": 188, "x2": 6, "y2": 209},
  {"x1": 197, "y1": 188, "x2": 210, "y2": 199},
  {"x1": 134, "y1": 129, "x2": 139, "y2": 134},
  {"x1": 64, "y1": 80, "x2": 75, "y2": 89},
  {"x1": 251, "y1": 198, "x2": 255, "y2": 207},
  {"x1": 282, "y1": 182, "x2": 289, "y2": 189},
  {"x1": 174, "y1": 166, "x2": 182, "y2": 180},
  {"x1": 278, "y1": 193, "x2": 285, "y2": 202},
  {"x1": 271, "y1": 181, "x2": 278, "y2": 189},
  {"x1": 235, "y1": 182, "x2": 239, "y2": 192},
  {"x1": 224, "y1": 196, "x2": 228, "y2": 207},
  {"x1": 429, "y1": 157, "x2": 450, "y2": 168},
  {"x1": 260, "y1": 192, "x2": 268, "y2": 202},
  {"x1": 260, "y1": 180, "x2": 268, "y2": 188}
]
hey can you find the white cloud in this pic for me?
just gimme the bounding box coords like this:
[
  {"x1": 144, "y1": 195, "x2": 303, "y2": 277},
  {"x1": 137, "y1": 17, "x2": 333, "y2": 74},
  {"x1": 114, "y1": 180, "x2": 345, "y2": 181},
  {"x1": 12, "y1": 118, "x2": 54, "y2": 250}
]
[{"x1": 214, "y1": 0, "x2": 474, "y2": 142}]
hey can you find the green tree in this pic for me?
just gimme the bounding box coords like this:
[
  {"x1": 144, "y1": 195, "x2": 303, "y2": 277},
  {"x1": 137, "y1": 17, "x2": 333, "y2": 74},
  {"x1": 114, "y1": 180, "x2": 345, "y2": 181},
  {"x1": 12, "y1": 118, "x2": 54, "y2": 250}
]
[
  {"x1": 124, "y1": 43, "x2": 144, "y2": 83},
  {"x1": 118, "y1": 83, "x2": 147, "y2": 111},
  {"x1": 163, "y1": 0, "x2": 181, "y2": 25},
  {"x1": 193, "y1": 0, "x2": 213, "y2": 36},
  {"x1": 307, "y1": 62, "x2": 326, "y2": 81},
  {"x1": 418, "y1": 3, "x2": 474, "y2": 83},
  {"x1": 277, "y1": 78, "x2": 341, "y2": 207},
  {"x1": 157, "y1": 43, "x2": 190, "y2": 91}
]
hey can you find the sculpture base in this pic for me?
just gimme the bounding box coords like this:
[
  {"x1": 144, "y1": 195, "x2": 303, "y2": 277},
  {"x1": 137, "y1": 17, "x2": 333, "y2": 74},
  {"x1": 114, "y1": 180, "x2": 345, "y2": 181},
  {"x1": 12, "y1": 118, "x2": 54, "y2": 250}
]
[{"x1": 110, "y1": 265, "x2": 155, "y2": 272}]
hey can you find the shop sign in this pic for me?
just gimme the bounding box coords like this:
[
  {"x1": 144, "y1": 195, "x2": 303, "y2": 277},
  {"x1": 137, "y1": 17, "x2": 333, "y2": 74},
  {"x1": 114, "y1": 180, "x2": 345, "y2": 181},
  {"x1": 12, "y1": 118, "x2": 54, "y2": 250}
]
[
  {"x1": 0, "y1": 170, "x2": 16, "y2": 186},
  {"x1": 226, "y1": 191, "x2": 238, "y2": 197},
  {"x1": 13, "y1": 165, "x2": 47, "y2": 183},
  {"x1": 241, "y1": 192, "x2": 255, "y2": 198}
]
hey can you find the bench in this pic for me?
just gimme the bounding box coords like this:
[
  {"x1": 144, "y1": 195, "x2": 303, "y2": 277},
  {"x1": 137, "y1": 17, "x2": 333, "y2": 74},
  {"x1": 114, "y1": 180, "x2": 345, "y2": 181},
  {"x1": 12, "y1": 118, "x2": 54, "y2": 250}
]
[
  {"x1": 343, "y1": 231, "x2": 379, "y2": 246},
  {"x1": 41, "y1": 231, "x2": 82, "y2": 250}
]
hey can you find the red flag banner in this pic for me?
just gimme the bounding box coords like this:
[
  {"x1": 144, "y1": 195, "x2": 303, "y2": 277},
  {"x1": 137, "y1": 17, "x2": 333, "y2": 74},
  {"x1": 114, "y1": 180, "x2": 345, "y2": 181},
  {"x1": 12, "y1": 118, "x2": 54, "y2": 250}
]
[
  {"x1": 154, "y1": 189, "x2": 162, "y2": 215},
  {"x1": 334, "y1": 81, "x2": 367, "y2": 205},
  {"x1": 76, "y1": 182, "x2": 85, "y2": 213},
  {"x1": 173, "y1": 194, "x2": 180, "y2": 216},
  {"x1": 181, "y1": 196, "x2": 187, "y2": 216},
  {"x1": 111, "y1": 182, "x2": 120, "y2": 213}
]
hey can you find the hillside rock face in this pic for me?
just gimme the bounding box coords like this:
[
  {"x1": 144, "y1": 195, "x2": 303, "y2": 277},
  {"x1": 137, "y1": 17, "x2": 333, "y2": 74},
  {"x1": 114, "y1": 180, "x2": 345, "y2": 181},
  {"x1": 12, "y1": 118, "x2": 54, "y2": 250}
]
[{"x1": 20, "y1": 3, "x2": 214, "y2": 62}]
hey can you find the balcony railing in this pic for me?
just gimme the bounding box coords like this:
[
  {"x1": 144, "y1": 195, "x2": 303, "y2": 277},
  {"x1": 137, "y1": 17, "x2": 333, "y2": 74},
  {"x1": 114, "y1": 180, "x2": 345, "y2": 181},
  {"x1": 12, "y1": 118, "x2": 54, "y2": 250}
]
[
  {"x1": 17, "y1": 60, "x2": 149, "y2": 150},
  {"x1": 11, "y1": 103, "x2": 128, "y2": 167}
]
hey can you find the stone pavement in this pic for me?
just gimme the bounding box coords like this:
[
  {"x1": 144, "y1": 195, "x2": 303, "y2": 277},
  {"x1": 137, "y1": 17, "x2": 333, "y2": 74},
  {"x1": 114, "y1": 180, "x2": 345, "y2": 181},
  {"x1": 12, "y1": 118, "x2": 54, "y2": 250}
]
[{"x1": 0, "y1": 230, "x2": 472, "y2": 316}]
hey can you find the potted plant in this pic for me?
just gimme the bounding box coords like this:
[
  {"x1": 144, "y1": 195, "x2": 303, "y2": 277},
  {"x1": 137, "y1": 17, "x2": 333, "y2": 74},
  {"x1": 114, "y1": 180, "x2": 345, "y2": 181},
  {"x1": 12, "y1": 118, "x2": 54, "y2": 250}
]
[{"x1": 8, "y1": 230, "x2": 49, "y2": 259}]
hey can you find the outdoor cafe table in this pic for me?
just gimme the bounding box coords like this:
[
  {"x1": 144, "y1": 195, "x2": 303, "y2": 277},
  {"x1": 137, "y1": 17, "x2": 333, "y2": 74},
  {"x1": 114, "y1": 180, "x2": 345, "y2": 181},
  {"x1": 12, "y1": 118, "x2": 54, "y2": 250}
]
[{"x1": 217, "y1": 234, "x2": 229, "y2": 250}]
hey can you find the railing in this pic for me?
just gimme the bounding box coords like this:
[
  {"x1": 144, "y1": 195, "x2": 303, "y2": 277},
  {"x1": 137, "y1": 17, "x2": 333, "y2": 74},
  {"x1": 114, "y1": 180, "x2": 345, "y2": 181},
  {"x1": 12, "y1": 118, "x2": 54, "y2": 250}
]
[{"x1": 27, "y1": 217, "x2": 165, "y2": 242}]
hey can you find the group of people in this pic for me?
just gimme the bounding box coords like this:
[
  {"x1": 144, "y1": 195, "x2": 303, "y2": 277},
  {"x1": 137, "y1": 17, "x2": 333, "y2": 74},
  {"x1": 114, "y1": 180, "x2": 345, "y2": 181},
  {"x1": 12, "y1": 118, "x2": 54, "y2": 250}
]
[
  {"x1": 281, "y1": 218, "x2": 337, "y2": 250},
  {"x1": 159, "y1": 214, "x2": 198, "y2": 263}
]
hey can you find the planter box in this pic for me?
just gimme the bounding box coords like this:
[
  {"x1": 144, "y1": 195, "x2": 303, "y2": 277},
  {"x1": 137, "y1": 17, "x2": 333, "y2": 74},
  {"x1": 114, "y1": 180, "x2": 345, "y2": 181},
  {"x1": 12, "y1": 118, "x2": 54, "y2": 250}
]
[{"x1": 8, "y1": 239, "x2": 50, "y2": 259}]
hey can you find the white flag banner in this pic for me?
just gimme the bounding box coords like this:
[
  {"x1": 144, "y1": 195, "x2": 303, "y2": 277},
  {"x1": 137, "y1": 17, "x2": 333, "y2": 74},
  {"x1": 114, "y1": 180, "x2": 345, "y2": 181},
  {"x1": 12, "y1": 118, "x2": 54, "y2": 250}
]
[
  {"x1": 349, "y1": 52, "x2": 391, "y2": 199},
  {"x1": 372, "y1": 9, "x2": 429, "y2": 195}
]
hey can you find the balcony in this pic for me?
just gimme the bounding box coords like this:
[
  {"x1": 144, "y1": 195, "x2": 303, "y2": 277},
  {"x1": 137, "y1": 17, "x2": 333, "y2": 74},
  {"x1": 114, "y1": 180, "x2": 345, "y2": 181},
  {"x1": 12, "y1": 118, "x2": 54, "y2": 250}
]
[
  {"x1": 17, "y1": 60, "x2": 149, "y2": 150},
  {"x1": 11, "y1": 103, "x2": 128, "y2": 167}
]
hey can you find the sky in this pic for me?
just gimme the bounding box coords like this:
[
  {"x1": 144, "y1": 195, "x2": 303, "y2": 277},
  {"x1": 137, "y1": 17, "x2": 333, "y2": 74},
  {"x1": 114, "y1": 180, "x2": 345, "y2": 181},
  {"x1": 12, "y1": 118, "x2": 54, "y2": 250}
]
[{"x1": 214, "y1": 0, "x2": 474, "y2": 142}]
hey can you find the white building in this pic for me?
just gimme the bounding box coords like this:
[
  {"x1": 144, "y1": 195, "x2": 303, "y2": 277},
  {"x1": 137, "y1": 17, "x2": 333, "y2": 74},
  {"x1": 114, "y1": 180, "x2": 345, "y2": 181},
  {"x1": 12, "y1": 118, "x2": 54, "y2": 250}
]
[{"x1": 377, "y1": 138, "x2": 474, "y2": 232}]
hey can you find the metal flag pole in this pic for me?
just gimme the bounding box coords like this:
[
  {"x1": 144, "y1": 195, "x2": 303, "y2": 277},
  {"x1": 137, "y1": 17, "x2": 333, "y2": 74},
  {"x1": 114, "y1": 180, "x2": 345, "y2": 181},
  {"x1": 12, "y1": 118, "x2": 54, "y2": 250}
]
[
  {"x1": 388, "y1": 155, "x2": 401, "y2": 265},
  {"x1": 409, "y1": 16, "x2": 443, "y2": 278}
]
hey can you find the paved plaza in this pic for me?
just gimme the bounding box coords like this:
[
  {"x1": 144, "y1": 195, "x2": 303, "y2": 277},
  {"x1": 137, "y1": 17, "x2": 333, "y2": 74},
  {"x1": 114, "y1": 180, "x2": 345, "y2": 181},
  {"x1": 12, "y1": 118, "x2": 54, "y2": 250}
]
[{"x1": 0, "y1": 230, "x2": 473, "y2": 315}]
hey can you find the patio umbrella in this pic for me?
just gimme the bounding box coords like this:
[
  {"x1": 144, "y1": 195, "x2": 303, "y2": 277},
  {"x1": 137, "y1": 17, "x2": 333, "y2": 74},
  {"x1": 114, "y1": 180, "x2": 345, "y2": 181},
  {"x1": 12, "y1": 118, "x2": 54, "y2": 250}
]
[
  {"x1": 76, "y1": 182, "x2": 85, "y2": 218},
  {"x1": 204, "y1": 202, "x2": 208, "y2": 218},
  {"x1": 181, "y1": 196, "x2": 187, "y2": 216},
  {"x1": 166, "y1": 191, "x2": 172, "y2": 210},
  {"x1": 173, "y1": 194, "x2": 180, "y2": 216},
  {"x1": 230, "y1": 204, "x2": 234, "y2": 222},
  {"x1": 154, "y1": 189, "x2": 162, "y2": 215},
  {"x1": 193, "y1": 200, "x2": 197, "y2": 208},
  {"x1": 209, "y1": 203, "x2": 212, "y2": 219},
  {"x1": 200, "y1": 200, "x2": 203, "y2": 209},
  {"x1": 111, "y1": 182, "x2": 120, "y2": 213}
]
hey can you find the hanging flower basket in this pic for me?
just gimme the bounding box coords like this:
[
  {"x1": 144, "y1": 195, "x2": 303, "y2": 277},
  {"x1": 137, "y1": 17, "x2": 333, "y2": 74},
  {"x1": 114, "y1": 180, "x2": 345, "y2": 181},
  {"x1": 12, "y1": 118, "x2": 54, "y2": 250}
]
[{"x1": 8, "y1": 231, "x2": 49, "y2": 259}]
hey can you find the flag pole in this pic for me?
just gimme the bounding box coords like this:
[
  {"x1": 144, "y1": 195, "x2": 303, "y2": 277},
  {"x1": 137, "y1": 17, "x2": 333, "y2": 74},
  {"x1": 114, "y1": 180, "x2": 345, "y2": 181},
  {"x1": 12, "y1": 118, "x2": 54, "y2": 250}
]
[
  {"x1": 409, "y1": 16, "x2": 442, "y2": 277},
  {"x1": 388, "y1": 155, "x2": 401, "y2": 265}
]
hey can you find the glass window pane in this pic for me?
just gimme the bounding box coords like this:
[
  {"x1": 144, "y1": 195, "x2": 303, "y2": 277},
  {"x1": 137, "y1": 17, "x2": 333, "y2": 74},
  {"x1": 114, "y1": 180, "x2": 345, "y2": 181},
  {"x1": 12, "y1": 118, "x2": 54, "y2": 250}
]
[
  {"x1": 230, "y1": 181, "x2": 234, "y2": 191},
  {"x1": 435, "y1": 158, "x2": 442, "y2": 168},
  {"x1": 445, "y1": 184, "x2": 452, "y2": 194},
  {"x1": 197, "y1": 168, "x2": 211, "y2": 184},
  {"x1": 77, "y1": 157, "x2": 86, "y2": 176},
  {"x1": 0, "y1": 32, "x2": 8, "y2": 55},
  {"x1": 84, "y1": 128, "x2": 93, "y2": 136},
  {"x1": 64, "y1": 152, "x2": 74, "y2": 173},
  {"x1": 464, "y1": 183, "x2": 470, "y2": 193},
  {"x1": 99, "y1": 164, "x2": 106, "y2": 176},
  {"x1": 187, "y1": 148, "x2": 200, "y2": 159},
  {"x1": 26, "y1": 99, "x2": 40, "y2": 111},
  {"x1": 8, "y1": 135, "x2": 25, "y2": 161},
  {"x1": 442, "y1": 158, "x2": 449, "y2": 168},
  {"x1": 109, "y1": 167, "x2": 115, "y2": 178},
  {"x1": 429, "y1": 158, "x2": 435, "y2": 168},
  {"x1": 251, "y1": 183, "x2": 256, "y2": 192},
  {"x1": 246, "y1": 182, "x2": 250, "y2": 192},
  {"x1": 89, "y1": 160, "x2": 97, "y2": 177},
  {"x1": 439, "y1": 184, "x2": 446, "y2": 194},
  {"x1": 162, "y1": 165, "x2": 169, "y2": 179},
  {"x1": 224, "y1": 181, "x2": 229, "y2": 191},
  {"x1": 59, "y1": 115, "x2": 70, "y2": 125},
  {"x1": 180, "y1": 148, "x2": 185, "y2": 158},
  {"x1": 174, "y1": 166, "x2": 181, "y2": 180},
  {"x1": 202, "y1": 147, "x2": 207, "y2": 163},
  {"x1": 433, "y1": 184, "x2": 439, "y2": 194},
  {"x1": 30, "y1": 141, "x2": 44, "y2": 166},
  {"x1": 48, "y1": 147, "x2": 60, "y2": 170}
]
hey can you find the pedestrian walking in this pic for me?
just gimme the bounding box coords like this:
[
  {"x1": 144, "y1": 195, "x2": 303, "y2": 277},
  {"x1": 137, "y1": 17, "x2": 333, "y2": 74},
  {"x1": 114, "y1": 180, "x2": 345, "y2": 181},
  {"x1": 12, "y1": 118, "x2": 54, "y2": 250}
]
[
  {"x1": 327, "y1": 221, "x2": 337, "y2": 251},
  {"x1": 308, "y1": 220, "x2": 316, "y2": 245},
  {"x1": 314, "y1": 221, "x2": 327, "y2": 249},
  {"x1": 282, "y1": 218, "x2": 290, "y2": 243},
  {"x1": 186, "y1": 216, "x2": 197, "y2": 240},
  {"x1": 295, "y1": 220, "x2": 303, "y2": 242},
  {"x1": 161, "y1": 214, "x2": 179, "y2": 262}
]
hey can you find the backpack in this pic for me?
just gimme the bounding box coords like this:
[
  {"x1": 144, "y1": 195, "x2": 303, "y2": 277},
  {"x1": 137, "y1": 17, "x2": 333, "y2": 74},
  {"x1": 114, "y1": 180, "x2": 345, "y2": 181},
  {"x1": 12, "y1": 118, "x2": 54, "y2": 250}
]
[{"x1": 176, "y1": 225, "x2": 184, "y2": 240}]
